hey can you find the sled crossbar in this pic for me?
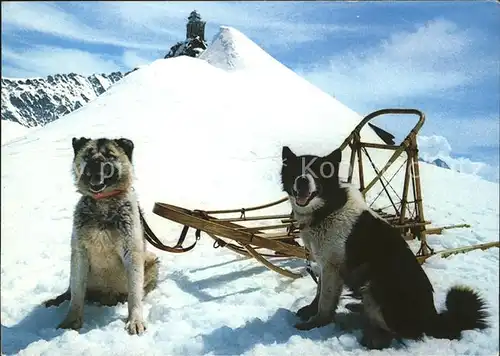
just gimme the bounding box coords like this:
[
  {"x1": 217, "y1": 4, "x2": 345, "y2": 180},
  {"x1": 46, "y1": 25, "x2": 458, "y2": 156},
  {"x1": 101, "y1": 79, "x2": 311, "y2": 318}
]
[
  {"x1": 149, "y1": 199, "x2": 499, "y2": 277},
  {"x1": 152, "y1": 202, "x2": 307, "y2": 260}
]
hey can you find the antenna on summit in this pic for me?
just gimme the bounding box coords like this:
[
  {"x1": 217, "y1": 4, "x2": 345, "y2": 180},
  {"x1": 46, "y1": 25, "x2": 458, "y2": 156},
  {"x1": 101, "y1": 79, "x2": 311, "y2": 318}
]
[
  {"x1": 186, "y1": 10, "x2": 206, "y2": 42},
  {"x1": 164, "y1": 10, "x2": 208, "y2": 59}
]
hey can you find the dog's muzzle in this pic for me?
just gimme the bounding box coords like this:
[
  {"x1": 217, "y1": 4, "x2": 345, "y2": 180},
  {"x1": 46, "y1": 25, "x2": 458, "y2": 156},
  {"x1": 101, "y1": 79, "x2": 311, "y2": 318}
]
[
  {"x1": 293, "y1": 175, "x2": 318, "y2": 207},
  {"x1": 85, "y1": 159, "x2": 115, "y2": 192}
]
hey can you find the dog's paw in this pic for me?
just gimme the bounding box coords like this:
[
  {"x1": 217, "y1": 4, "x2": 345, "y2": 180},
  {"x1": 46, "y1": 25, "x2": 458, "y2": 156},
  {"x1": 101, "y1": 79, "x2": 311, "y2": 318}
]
[
  {"x1": 296, "y1": 303, "x2": 317, "y2": 321},
  {"x1": 294, "y1": 315, "x2": 332, "y2": 330},
  {"x1": 360, "y1": 326, "x2": 393, "y2": 350},
  {"x1": 125, "y1": 317, "x2": 146, "y2": 335},
  {"x1": 57, "y1": 314, "x2": 83, "y2": 330}
]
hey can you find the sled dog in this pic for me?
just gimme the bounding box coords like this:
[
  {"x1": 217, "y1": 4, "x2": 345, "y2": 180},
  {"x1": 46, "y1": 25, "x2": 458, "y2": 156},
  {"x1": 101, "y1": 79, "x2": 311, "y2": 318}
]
[
  {"x1": 280, "y1": 145, "x2": 489, "y2": 349},
  {"x1": 43, "y1": 137, "x2": 159, "y2": 335}
]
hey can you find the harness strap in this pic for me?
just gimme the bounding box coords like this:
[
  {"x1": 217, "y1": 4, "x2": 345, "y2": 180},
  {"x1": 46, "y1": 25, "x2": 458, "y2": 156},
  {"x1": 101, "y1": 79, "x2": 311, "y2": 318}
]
[
  {"x1": 140, "y1": 210, "x2": 200, "y2": 253},
  {"x1": 306, "y1": 260, "x2": 319, "y2": 284}
]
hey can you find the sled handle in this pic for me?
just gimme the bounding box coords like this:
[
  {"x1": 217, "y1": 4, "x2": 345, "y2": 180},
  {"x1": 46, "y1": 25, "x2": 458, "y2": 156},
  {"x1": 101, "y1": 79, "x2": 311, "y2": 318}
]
[{"x1": 339, "y1": 108, "x2": 425, "y2": 151}]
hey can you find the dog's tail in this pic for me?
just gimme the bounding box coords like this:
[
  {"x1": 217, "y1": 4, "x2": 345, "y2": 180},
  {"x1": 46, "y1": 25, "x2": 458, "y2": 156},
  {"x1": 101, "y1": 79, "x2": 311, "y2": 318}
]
[{"x1": 426, "y1": 285, "x2": 489, "y2": 339}]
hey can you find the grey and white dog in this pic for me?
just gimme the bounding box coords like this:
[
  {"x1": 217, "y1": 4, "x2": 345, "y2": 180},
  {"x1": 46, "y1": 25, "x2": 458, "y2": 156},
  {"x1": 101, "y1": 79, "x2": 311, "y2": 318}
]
[{"x1": 43, "y1": 137, "x2": 159, "y2": 335}]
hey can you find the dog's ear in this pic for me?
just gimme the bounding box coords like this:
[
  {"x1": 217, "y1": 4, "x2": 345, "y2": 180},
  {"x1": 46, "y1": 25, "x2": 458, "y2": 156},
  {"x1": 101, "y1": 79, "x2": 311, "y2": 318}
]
[
  {"x1": 72, "y1": 137, "x2": 90, "y2": 155},
  {"x1": 325, "y1": 148, "x2": 341, "y2": 163},
  {"x1": 114, "y1": 138, "x2": 134, "y2": 162},
  {"x1": 282, "y1": 146, "x2": 296, "y2": 166}
]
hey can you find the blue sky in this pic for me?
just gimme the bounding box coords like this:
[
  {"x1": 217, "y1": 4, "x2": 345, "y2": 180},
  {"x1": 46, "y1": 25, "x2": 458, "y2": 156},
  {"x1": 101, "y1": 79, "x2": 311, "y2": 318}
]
[{"x1": 1, "y1": 1, "x2": 499, "y2": 170}]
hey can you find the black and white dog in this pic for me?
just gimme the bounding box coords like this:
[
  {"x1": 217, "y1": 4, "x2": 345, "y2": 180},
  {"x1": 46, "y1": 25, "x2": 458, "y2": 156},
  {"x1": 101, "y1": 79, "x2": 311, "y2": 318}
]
[{"x1": 280, "y1": 145, "x2": 489, "y2": 349}]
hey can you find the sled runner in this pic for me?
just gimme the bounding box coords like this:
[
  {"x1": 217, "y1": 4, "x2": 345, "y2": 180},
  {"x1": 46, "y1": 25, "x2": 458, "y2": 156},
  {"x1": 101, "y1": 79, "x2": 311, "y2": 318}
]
[{"x1": 143, "y1": 108, "x2": 500, "y2": 278}]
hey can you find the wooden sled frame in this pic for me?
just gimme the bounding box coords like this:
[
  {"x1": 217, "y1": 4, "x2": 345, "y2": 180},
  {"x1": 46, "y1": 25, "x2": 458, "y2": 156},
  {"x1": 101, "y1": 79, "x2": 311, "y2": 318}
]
[
  {"x1": 343, "y1": 108, "x2": 431, "y2": 255},
  {"x1": 146, "y1": 108, "x2": 500, "y2": 279}
]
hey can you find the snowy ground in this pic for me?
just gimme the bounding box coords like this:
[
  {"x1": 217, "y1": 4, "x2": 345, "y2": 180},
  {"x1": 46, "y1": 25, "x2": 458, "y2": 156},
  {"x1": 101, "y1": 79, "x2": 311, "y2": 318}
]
[
  {"x1": 1, "y1": 120, "x2": 34, "y2": 146},
  {"x1": 1, "y1": 27, "x2": 499, "y2": 356}
]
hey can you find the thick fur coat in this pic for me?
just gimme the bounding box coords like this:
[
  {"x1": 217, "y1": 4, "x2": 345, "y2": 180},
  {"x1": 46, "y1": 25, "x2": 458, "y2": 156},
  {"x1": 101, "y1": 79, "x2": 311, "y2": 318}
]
[
  {"x1": 43, "y1": 137, "x2": 159, "y2": 335},
  {"x1": 280, "y1": 145, "x2": 489, "y2": 349}
]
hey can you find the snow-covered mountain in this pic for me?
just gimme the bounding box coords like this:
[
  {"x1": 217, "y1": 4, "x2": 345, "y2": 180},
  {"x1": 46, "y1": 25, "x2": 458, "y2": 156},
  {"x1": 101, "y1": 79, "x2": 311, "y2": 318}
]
[
  {"x1": 418, "y1": 135, "x2": 499, "y2": 182},
  {"x1": 1, "y1": 71, "x2": 124, "y2": 127},
  {"x1": 1, "y1": 26, "x2": 498, "y2": 356},
  {"x1": 429, "y1": 158, "x2": 451, "y2": 169},
  {"x1": 419, "y1": 157, "x2": 451, "y2": 170},
  {"x1": 164, "y1": 36, "x2": 207, "y2": 59}
]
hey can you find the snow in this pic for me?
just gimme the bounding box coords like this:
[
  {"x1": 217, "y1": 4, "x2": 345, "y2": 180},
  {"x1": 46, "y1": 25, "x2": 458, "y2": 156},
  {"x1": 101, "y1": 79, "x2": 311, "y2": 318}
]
[
  {"x1": 418, "y1": 135, "x2": 499, "y2": 183},
  {"x1": 1, "y1": 26, "x2": 499, "y2": 356},
  {"x1": 199, "y1": 26, "x2": 286, "y2": 72},
  {"x1": 93, "y1": 74, "x2": 113, "y2": 92},
  {"x1": 1, "y1": 120, "x2": 33, "y2": 145}
]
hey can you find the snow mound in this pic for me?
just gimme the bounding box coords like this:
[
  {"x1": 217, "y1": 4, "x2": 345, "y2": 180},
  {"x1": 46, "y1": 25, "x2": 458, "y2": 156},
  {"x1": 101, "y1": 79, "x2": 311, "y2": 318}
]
[
  {"x1": 1, "y1": 120, "x2": 32, "y2": 145},
  {"x1": 197, "y1": 26, "x2": 381, "y2": 156},
  {"x1": 1, "y1": 26, "x2": 498, "y2": 356}
]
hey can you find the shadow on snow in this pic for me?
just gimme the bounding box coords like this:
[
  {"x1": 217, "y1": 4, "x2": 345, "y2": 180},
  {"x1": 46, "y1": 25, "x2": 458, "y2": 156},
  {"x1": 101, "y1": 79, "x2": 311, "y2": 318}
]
[
  {"x1": 199, "y1": 308, "x2": 373, "y2": 355},
  {"x1": 1, "y1": 300, "x2": 122, "y2": 355}
]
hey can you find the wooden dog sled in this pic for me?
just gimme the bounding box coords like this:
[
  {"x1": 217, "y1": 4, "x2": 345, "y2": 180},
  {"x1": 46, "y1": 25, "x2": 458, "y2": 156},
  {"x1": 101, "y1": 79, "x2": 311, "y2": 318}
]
[{"x1": 143, "y1": 108, "x2": 500, "y2": 279}]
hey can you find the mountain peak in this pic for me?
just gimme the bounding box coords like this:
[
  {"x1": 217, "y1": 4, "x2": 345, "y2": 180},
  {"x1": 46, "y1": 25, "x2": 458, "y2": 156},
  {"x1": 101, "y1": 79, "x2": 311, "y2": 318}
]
[{"x1": 199, "y1": 26, "x2": 284, "y2": 72}]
